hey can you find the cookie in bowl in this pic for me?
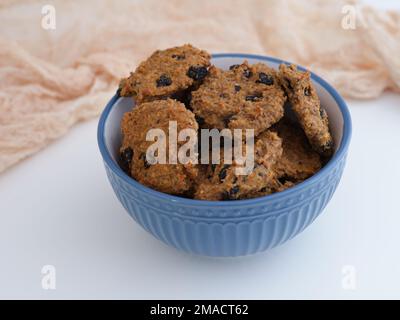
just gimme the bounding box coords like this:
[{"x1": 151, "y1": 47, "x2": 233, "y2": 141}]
[
  {"x1": 117, "y1": 46, "x2": 335, "y2": 201},
  {"x1": 120, "y1": 98, "x2": 199, "y2": 195},
  {"x1": 119, "y1": 44, "x2": 211, "y2": 103},
  {"x1": 190, "y1": 61, "x2": 286, "y2": 135},
  {"x1": 279, "y1": 64, "x2": 334, "y2": 157},
  {"x1": 194, "y1": 130, "x2": 283, "y2": 201}
]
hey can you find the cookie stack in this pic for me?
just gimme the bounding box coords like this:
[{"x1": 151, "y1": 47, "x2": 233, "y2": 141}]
[{"x1": 118, "y1": 44, "x2": 333, "y2": 200}]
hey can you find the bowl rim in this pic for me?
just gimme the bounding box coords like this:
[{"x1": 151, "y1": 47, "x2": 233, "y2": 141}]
[{"x1": 98, "y1": 53, "x2": 352, "y2": 208}]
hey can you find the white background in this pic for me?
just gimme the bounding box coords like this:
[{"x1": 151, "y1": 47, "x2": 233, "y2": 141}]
[{"x1": 1, "y1": 0, "x2": 400, "y2": 299}]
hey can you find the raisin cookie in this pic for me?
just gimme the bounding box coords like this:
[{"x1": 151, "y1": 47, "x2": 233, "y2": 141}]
[
  {"x1": 279, "y1": 64, "x2": 333, "y2": 156},
  {"x1": 194, "y1": 130, "x2": 283, "y2": 200},
  {"x1": 120, "y1": 99, "x2": 199, "y2": 195},
  {"x1": 272, "y1": 119, "x2": 322, "y2": 182},
  {"x1": 191, "y1": 62, "x2": 286, "y2": 135},
  {"x1": 248, "y1": 119, "x2": 322, "y2": 199},
  {"x1": 119, "y1": 44, "x2": 211, "y2": 103}
]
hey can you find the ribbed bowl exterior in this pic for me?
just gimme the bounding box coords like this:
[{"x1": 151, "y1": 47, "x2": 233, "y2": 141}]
[{"x1": 103, "y1": 154, "x2": 347, "y2": 257}]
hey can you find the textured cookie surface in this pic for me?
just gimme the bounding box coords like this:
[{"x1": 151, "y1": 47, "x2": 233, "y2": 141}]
[
  {"x1": 272, "y1": 119, "x2": 322, "y2": 182},
  {"x1": 279, "y1": 64, "x2": 333, "y2": 156},
  {"x1": 191, "y1": 62, "x2": 286, "y2": 135},
  {"x1": 119, "y1": 44, "x2": 211, "y2": 103},
  {"x1": 247, "y1": 119, "x2": 322, "y2": 199},
  {"x1": 117, "y1": 45, "x2": 334, "y2": 200},
  {"x1": 194, "y1": 130, "x2": 283, "y2": 201},
  {"x1": 120, "y1": 99, "x2": 199, "y2": 195}
]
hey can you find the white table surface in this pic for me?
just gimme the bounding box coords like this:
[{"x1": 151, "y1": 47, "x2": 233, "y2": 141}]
[
  {"x1": 1, "y1": 92, "x2": 399, "y2": 300},
  {"x1": 1, "y1": 0, "x2": 400, "y2": 301}
]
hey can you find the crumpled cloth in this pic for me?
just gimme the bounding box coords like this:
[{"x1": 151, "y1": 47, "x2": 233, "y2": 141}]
[{"x1": 0, "y1": 0, "x2": 399, "y2": 173}]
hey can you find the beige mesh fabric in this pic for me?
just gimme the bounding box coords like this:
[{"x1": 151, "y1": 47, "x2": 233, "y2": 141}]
[{"x1": 0, "y1": 0, "x2": 399, "y2": 173}]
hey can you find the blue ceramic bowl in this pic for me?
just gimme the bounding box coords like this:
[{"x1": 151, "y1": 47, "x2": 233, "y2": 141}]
[{"x1": 97, "y1": 54, "x2": 352, "y2": 257}]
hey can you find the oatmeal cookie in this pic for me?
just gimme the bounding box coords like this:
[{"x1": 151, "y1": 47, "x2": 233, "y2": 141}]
[
  {"x1": 120, "y1": 99, "x2": 199, "y2": 195},
  {"x1": 194, "y1": 130, "x2": 283, "y2": 201},
  {"x1": 119, "y1": 44, "x2": 211, "y2": 103},
  {"x1": 278, "y1": 64, "x2": 333, "y2": 156},
  {"x1": 191, "y1": 62, "x2": 286, "y2": 135},
  {"x1": 272, "y1": 119, "x2": 322, "y2": 182},
  {"x1": 248, "y1": 119, "x2": 322, "y2": 199}
]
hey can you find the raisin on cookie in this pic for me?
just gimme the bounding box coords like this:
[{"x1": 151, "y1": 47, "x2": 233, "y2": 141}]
[
  {"x1": 191, "y1": 62, "x2": 286, "y2": 135},
  {"x1": 279, "y1": 64, "x2": 333, "y2": 156},
  {"x1": 120, "y1": 99, "x2": 199, "y2": 195},
  {"x1": 119, "y1": 44, "x2": 211, "y2": 103},
  {"x1": 194, "y1": 130, "x2": 283, "y2": 201}
]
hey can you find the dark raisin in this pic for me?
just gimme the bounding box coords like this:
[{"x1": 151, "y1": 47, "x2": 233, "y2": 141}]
[
  {"x1": 278, "y1": 177, "x2": 288, "y2": 185},
  {"x1": 195, "y1": 116, "x2": 205, "y2": 126},
  {"x1": 219, "y1": 93, "x2": 229, "y2": 98},
  {"x1": 156, "y1": 74, "x2": 172, "y2": 87},
  {"x1": 219, "y1": 164, "x2": 230, "y2": 181},
  {"x1": 304, "y1": 87, "x2": 312, "y2": 96},
  {"x1": 172, "y1": 54, "x2": 185, "y2": 60},
  {"x1": 245, "y1": 93, "x2": 262, "y2": 102},
  {"x1": 120, "y1": 147, "x2": 133, "y2": 172},
  {"x1": 243, "y1": 69, "x2": 253, "y2": 78},
  {"x1": 256, "y1": 72, "x2": 274, "y2": 85},
  {"x1": 230, "y1": 185, "x2": 240, "y2": 196},
  {"x1": 234, "y1": 84, "x2": 241, "y2": 92},
  {"x1": 278, "y1": 175, "x2": 296, "y2": 185},
  {"x1": 187, "y1": 66, "x2": 208, "y2": 81},
  {"x1": 229, "y1": 64, "x2": 240, "y2": 70},
  {"x1": 140, "y1": 153, "x2": 151, "y2": 169},
  {"x1": 222, "y1": 185, "x2": 240, "y2": 200}
]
